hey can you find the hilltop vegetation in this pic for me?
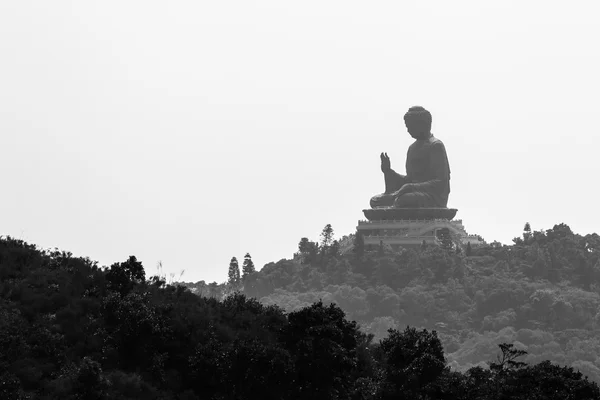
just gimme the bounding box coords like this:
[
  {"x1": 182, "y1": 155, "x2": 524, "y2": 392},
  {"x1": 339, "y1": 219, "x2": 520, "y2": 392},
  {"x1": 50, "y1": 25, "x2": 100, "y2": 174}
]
[
  {"x1": 1, "y1": 222, "x2": 600, "y2": 399},
  {"x1": 186, "y1": 222, "x2": 600, "y2": 383}
]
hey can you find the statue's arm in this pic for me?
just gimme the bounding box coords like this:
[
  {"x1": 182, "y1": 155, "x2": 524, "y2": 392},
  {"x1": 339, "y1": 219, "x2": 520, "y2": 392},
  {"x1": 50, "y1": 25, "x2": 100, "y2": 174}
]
[
  {"x1": 411, "y1": 141, "x2": 450, "y2": 192},
  {"x1": 380, "y1": 152, "x2": 407, "y2": 194},
  {"x1": 384, "y1": 169, "x2": 406, "y2": 194}
]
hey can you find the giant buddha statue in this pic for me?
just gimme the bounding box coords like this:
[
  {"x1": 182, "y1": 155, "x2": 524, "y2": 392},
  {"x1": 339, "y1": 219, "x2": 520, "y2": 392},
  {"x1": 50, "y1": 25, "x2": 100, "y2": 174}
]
[{"x1": 365, "y1": 106, "x2": 457, "y2": 220}]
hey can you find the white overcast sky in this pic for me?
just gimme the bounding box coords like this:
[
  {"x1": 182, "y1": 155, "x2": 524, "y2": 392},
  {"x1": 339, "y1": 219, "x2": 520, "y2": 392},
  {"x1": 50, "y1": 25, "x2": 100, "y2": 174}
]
[{"x1": 1, "y1": 1, "x2": 599, "y2": 283}]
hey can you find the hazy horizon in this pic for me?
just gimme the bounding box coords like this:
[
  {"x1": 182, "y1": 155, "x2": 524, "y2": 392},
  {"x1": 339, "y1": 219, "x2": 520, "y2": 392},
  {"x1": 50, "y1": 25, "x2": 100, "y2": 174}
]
[{"x1": 2, "y1": 1, "x2": 599, "y2": 283}]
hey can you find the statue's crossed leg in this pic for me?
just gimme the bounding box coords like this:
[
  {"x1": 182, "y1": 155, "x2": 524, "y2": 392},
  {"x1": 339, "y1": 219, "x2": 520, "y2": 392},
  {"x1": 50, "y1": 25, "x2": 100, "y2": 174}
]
[{"x1": 370, "y1": 191, "x2": 438, "y2": 209}]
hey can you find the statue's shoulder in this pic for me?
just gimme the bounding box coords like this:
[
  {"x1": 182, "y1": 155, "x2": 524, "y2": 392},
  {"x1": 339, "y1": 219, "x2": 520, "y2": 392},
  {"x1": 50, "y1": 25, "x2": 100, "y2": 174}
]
[{"x1": 429, "y1": 136, "x2": 446, "y2": 148}]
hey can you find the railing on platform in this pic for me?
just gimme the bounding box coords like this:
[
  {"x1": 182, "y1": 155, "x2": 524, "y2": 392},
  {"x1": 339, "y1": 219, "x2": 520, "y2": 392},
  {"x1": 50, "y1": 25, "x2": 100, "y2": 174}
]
[{"x1": 358, "y1": 218, "x2": 463, "y2": 224}]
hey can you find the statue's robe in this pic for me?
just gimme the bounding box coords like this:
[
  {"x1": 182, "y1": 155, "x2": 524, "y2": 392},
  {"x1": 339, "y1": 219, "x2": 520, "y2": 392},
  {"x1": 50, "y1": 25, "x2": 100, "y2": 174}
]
[{"x1": 370, "y1": 134, "x2": 451, "y2": 208}]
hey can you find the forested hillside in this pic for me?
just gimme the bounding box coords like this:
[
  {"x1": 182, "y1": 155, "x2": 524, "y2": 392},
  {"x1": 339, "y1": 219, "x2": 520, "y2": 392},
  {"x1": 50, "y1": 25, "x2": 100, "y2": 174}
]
[
  {"x1": 185, "y1": 222, "x2": 600, "y2": 383},
  {"x1": 2, "y1": 224, "x2": 600, "y2": 399}
]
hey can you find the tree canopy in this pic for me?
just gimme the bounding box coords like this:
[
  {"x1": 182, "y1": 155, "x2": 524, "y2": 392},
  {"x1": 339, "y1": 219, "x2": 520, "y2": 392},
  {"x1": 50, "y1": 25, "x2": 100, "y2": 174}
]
[{"x1": 1, "y1": 221, "x2": 600, "y2": 399}]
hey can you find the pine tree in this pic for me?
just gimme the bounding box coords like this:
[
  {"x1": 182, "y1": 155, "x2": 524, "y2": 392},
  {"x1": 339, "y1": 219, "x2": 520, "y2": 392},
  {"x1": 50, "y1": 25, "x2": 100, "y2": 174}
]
[
  {"x1": 319, "y1": 224, "x2": 335, "y2": 266},
  {"x1": 523, "y1": 222, "x2": 532, "y2": 244},
  {"x1": 242, "y1": 253, "x2": 256, "y2": 278},
  {"x1": 466, "y1": 241, "x2": 473, "y2": 256},
  {"x1": 228, "y1": 257, "x2": 240, "y2": 287},
  {"x1": 320, "y1": 224, "x2": 334, "y2": 248}
]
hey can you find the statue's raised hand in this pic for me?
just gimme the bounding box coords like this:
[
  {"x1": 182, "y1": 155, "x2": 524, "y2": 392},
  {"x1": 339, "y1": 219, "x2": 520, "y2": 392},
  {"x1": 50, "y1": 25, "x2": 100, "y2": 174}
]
[{"x1": 380, "y1": 152, "x2": 391, "y2": 173}]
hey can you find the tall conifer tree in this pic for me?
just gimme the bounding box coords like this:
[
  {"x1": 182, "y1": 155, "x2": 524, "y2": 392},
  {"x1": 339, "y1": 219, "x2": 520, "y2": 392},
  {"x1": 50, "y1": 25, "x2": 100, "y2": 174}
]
[
  {"x1": 320, "y1": 224, "x2": 334, "y2": 248},
  {"x1": 242, "y1": 253, "x2": 256, "y2": 278},
  {"x1": 228, "y1": 257, "x2": 240, "y2": 287}
]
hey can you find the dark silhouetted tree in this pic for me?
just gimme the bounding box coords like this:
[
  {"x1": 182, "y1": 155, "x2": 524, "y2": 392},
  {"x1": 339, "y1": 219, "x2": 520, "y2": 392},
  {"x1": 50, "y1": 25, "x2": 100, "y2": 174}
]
[
  {"x1": 282, "y1": 301, "x2": 359, "y2": 400},
  {"x1": 490, "y1": 343, "x2": 528, "y2": 373},
  {"x1": 106, "y1": 255, "x2": 146, "y2": 295},
  {"x1": 379, "y1": 326, "x2": 446, "y2": 398}
]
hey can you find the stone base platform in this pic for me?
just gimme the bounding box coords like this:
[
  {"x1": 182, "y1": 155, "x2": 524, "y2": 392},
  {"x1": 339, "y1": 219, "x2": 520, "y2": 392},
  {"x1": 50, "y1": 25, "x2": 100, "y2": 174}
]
[
  {"x1": 356, "y1": 215, "x2": 483, "y2": 249},
  {"x1": 363, "y1": 207, "x2": 458, "y2": 221}
]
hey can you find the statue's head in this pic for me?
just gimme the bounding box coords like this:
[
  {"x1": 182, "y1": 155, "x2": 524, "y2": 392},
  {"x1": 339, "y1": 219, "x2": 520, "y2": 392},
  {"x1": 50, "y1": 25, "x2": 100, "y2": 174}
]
[{"x1": 404, "y1": 106, "x2": 432, "y2": 139}]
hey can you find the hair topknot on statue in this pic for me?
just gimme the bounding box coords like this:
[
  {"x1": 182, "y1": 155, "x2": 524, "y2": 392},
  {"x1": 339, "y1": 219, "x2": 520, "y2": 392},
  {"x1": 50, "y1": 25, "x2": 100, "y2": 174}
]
[{"x1": 404, "y1": 105, "x2": 432, "y2": 132}]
